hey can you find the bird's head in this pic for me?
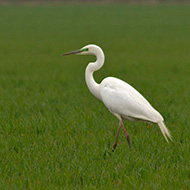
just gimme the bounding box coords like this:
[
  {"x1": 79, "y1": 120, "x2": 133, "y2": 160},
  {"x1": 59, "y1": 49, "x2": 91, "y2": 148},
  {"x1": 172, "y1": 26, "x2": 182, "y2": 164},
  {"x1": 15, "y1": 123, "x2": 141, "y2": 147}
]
[{"x1": 62, "y1": 44, "x2": 102, "y2": 56}]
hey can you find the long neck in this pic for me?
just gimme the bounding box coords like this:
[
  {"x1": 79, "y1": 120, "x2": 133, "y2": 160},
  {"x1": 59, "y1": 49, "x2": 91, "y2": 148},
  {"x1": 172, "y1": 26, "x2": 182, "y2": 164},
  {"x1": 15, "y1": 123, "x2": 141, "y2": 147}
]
[{"x1": 85, "y1": 49, "x2": 105, "y2": 100}]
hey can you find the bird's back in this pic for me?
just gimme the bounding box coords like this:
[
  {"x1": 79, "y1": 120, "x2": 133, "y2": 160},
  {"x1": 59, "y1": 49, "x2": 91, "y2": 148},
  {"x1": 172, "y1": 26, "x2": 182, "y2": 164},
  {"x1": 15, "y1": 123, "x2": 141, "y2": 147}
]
[{"x1": 99, "y1": 77, "x2": 163, "y2": 123}]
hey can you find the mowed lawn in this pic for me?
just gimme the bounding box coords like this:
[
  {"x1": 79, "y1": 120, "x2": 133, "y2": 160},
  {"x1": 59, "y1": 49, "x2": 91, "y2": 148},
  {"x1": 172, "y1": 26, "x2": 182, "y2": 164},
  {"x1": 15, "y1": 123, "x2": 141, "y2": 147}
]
[{"x1": 0, "y1": 4, "x2": 190, "y2": 189}]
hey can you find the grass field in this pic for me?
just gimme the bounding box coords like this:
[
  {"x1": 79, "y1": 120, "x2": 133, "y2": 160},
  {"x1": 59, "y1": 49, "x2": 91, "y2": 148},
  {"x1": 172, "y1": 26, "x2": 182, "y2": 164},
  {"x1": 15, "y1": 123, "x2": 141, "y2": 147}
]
[{"x1": 0, "y1": 4, "x2": 190, "y2": 189}]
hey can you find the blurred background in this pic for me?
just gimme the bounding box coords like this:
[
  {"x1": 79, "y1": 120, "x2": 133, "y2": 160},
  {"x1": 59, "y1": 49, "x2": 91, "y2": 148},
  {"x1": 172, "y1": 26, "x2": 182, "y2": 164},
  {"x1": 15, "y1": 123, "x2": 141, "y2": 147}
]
[
  {"x1": 0, "y1": 0, "x2": 190, "y2": 3},
  {"x1": 0, "y1": 0, "x2": 190, "y2": 189}
]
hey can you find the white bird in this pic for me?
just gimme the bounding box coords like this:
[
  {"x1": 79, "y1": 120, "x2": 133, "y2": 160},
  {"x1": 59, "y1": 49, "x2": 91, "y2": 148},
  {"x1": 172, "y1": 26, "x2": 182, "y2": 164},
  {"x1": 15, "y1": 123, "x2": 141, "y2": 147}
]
[{"x1": 63, "y1": 44, "x2": 172, "y2": 151}]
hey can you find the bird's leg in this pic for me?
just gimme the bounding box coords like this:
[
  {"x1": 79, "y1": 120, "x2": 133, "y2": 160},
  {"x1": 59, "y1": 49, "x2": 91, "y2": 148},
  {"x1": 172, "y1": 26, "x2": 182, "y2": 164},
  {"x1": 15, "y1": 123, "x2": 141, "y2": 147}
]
[
  {"x1": 112, "y1": 123, "x2": 121, "y2": 152},
  {"x1": 120, "y1": 119, "x2": 131, "y2": 150},
  {"x1": 147, "y1": 124, "x2": 153, "y2": 129}
]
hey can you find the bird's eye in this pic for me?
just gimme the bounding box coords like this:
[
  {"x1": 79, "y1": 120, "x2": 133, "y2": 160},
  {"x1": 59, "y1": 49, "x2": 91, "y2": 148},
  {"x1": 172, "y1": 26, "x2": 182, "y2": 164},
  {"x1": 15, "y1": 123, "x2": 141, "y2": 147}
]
[{"x1": 82, "y1": 48, "x2": 89, "y2": 52}]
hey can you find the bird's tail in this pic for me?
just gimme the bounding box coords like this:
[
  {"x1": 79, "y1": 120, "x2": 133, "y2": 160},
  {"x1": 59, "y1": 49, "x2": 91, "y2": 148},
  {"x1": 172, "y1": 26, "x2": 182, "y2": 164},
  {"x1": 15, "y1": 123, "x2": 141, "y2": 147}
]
[{"x1": 157, "y1": 121, "x2": 172, "y2": 142}]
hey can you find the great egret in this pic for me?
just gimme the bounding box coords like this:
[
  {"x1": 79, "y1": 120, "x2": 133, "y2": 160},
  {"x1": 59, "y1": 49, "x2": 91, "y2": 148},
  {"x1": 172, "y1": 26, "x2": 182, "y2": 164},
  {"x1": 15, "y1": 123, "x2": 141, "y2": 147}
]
[{"x1": 63, "y1": 44, "x2": 172, "y2": 151}]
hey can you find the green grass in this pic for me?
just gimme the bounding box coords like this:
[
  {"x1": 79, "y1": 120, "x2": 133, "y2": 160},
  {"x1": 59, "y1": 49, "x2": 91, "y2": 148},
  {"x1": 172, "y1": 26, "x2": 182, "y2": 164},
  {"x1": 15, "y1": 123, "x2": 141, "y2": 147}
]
[{"x1": 0, "y1": 4, "x2": 190, "y2": 189}]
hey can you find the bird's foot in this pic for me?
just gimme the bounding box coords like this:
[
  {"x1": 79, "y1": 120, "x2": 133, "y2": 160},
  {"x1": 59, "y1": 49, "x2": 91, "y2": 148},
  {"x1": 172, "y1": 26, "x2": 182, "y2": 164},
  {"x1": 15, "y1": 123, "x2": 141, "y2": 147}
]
[
  {"x1": 127, "y1": 136, "x2": 132, "y2": 151},
  {"x1": 112, "y1": 143, "x2": 117, "y2": 152}
]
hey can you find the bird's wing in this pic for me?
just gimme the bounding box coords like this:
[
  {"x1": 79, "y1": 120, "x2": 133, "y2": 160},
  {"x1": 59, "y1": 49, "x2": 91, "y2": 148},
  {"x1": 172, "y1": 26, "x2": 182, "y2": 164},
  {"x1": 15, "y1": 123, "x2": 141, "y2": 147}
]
[{"x1": 100, "y1": 77, "x2": 163, "y2": 123}]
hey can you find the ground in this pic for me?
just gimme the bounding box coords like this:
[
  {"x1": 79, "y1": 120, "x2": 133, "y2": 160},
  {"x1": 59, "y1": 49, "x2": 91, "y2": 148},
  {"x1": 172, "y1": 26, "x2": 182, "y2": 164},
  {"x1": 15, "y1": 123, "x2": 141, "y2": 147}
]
[{"x1": 0, "y1": 4, "x2": 190, "y2": 189}]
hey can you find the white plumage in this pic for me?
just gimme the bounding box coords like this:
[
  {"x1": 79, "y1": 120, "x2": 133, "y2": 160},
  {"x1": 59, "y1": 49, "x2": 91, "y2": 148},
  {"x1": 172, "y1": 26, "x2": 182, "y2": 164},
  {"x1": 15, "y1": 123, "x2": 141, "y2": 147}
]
[
  {"x1": 100, "y1": 77, "x2": 162, "y2": 123},
  {"x1": 63, "y1": 44, "x2": 172, "y2": 151}
]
